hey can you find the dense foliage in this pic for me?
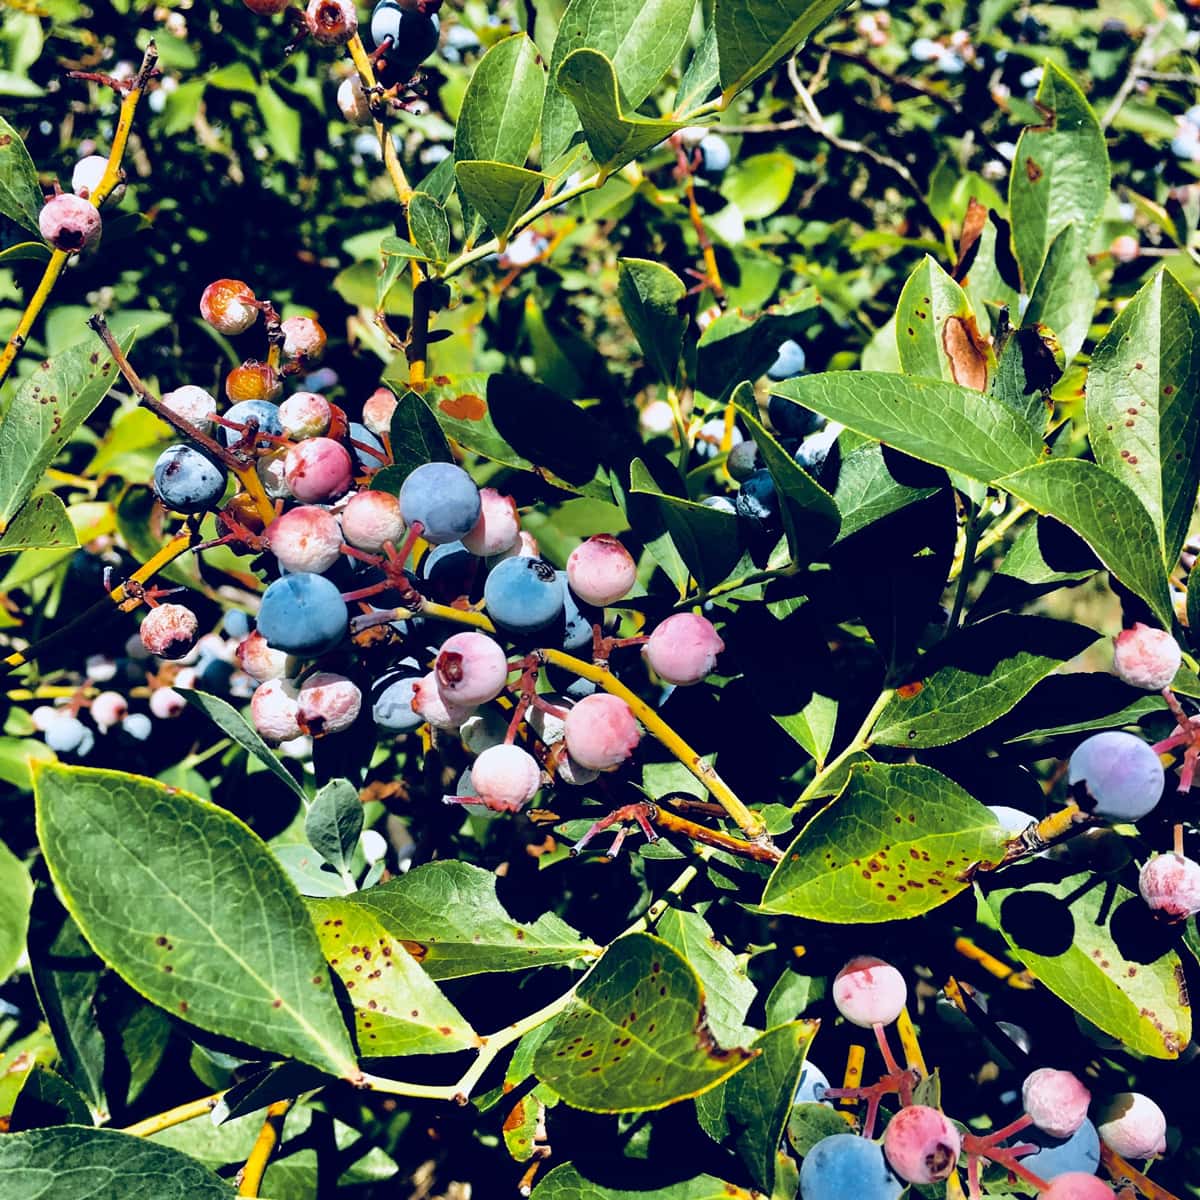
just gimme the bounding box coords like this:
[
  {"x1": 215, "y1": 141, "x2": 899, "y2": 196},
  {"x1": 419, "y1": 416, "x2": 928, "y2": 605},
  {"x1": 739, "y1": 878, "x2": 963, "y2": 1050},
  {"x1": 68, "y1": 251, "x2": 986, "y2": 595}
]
[{"x1": 2, "y1": 0, "x2": 1200, "y2": 1198}]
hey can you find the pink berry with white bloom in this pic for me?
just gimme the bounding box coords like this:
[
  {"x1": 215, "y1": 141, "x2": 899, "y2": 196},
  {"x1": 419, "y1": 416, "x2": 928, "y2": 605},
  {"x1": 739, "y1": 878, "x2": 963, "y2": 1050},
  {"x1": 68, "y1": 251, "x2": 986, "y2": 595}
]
[
  {"x1": 297, "y1": 672, "x2": 362, "y2": 736},
  {"x1": 1112, "y1": 623, "x2": 1181, "y2": 691},
  {"x1": 463, "y1": 488, "x2": 520, "y2": 556},
  {"x1": 1043, "y1": 1176, "x2": 1116, "y2": 1200},
  {"x1": 162, "y1": 385, "x2": 217, "y2": 434},
  {"x1": 280, "y1": 316, "x2": 326, "y2": 361},
  {"x1": 251, "y1": 678, "x2": 302, "y2": 743},
  {"x1": 567, "y1": 535, "x2": 637, "y2": 607},
  {"x1": 883, "y1": 1104, "x2": 961, "y2": 1183},
  {"x1": 1139, "y1": 852, "x2": 1200, "y2": 919},
  {"x1": 435, "y1": 632, "x2": 509, "y2": 706},
  {"x1": 832, "y1": 956, "x2": 906, "y2": 1027},
  {"x1": 39, "y1": 193, "x2": 101, "y2": 252},
  {"x1": 643, "y1": 613, "x2": 724, "y2": 686},
  {"x1": 306, "y1": 0, "x2": 357, "y2": 43},
  {"x1": 411, "y1": 672, "x2": 475, "y2": 731},
  {"x1": 563, "y1": 694, "x2": 641, "y2": 771},
  {"x1": 491, "y1": 530, "x2": 540, "y2": 563},
  {"x1": 236, "y1": 632, "x2": 290, "y2": 681},
  {"x1": 470, "y1": 744, "x2": 542, "y2": 811},
  {"x1": 279, "y1": 391, "x2": 331, "y2": 438},
  {"x1": 149, "y1": 687, "x2": 186, "y2": 719},
  {"x1": 1022, "y1": 1068, "x2": 1091, "y2": 1138},
  {"x1": 284, "y1": 437, "x2": 353, "y2": 502},
  {"x1": 1096, "y1": 1092, "x2": 1166, "y2": 1159},
  {"x1": 362, "y1": 387, "x2": 397, "y2": 436},
  {"x1": 1111, "y1": 235, "x2": 1140, "y2": 263},
  {"x1": 91, "y1": 691, "x2": 128, "y2": 730},
  {"x1": 140, "y1": 603, "x2": 200, "y2": 659},
  {"x1": 267, "y1": 505, "x2": 344, "y2": 574},
  {"x1": 337, "y1": 76, "x2": 371, "y2": 125},
  {"x1": 341, "y1": 490, "x2": 404, "y2": 552}
]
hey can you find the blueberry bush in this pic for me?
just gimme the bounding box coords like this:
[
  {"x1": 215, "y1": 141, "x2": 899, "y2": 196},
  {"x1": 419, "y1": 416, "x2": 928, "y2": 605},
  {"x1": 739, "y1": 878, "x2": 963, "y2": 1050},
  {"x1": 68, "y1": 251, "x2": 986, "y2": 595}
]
[{"x1": 2, "y1": 0, "x2": 1200, "y2": 1197}]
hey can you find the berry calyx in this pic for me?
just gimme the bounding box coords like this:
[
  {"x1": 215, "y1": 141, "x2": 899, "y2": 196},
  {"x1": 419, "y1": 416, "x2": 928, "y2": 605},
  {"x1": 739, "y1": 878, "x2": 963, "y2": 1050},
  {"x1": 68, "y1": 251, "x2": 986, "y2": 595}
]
[
  {"x1": 1022, "y1": 1068, "x2": 1091, "y2": 1138},
  {"x1": 200, "y1": 279, "x2": 258, "y2": 335},
  {"x1": 39, "y1": 193, "x2": 101, "y2": 252},
  {"x1": 306, "y1": 0, "x2": 358, "y2": 45},
  {"x1": 1112, "y1": 623, "x2": 1181, "y2": 691},
  {"x1": 882, "y1": 1104, "x2": 961, "y2": 1183},
  {"x1": 832, "y1": 956, "x2": 906, "y2": 1028}
]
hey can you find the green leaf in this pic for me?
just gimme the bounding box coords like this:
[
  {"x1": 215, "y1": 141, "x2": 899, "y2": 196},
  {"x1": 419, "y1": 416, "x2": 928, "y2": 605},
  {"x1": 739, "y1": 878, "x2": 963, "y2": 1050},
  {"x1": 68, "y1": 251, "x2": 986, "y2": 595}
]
[
  {"x1": 0, "y1": 240, "x2": 51, "y2": 264},
  {"x1": 534, "y1": 1164, "x2": 760, "y2": 1200},
  {"x1": 787, "y1": 1102, "x2": 850, "y2": 1156},
  {"x1": 1008, "y1": 60, "x2": 1109, "y2": 287},
  {"x1": 413, "y1": 375, "x2": 532, "y2": 471},
  {"x1": 629, "y1": 458, "x2": 740, "y2": 588},
  {"x1": 731, "y1": 382, "x2": 841, "y2": 562},
  {"x1": 616, "y1": 258, "x2": 687, "y2": 385},
  {"x1": 761, "y1": 763, "x2": 1007, "y2": 921},
  {"x1": 0, "y1": 114, "x2": 43, "y2": 234},
  {"x1": 996, "y1": 459, "x2": 1174, "y2": 628},
  {"x1": 1022, "y1": 224, "x2": 1097, "y2": 367},
  {"x1": 0, "y1": 836, "x2": 31, "y2": 985},
  {"x1": 723, "y1": 153, "x2": 796, "y2": 221},
  {"x1": 985, "y1": 866, "x2": 1191, "y2": 1058},
  {"x1": 380, "y1": 235, "x2": 428, "y2": 260},
  {"x1": 305, "y1": 779, "x2": 362, "y2": 876},
  {"x1": 35, "y1": 763, "x2": 358, "y2": 1078},
  {"x1": 408, "y1": 192, "x2": 450, "y2": 266},
  {"x1": 1086, "y1": 268, "x2": 1200, "y2": 567},
  {"x1": 674, "y1": 24, "x2": 720, "y2": 115},
  {"x1": 0, "y1": 493, "x2": 77, "y2": 555},
  {"x1": 699, "y1": 1022, "x2": 818, "y2": 1192},
  {"x1": 655, "y1": 909, "x2": 756, "y2": 1046},
  {"x1": 533, "y1": 933, "x2": 755, "y2": 1113},
  {"x1": 256, "y1": 83, "x2": 301, "y2": 163},
  {"x1": 774, "y1": 693, "x2": 838, "y2": 768},
  {"x1": 556, "y1": 49, "x2": 686, "y2": 175},
  {"x1": 896, "y1": 255, "x2": 993, "y2": 390},
  {"x1": 383, "y1": 388, "x2": 453, "y2": 483},
  {"x1": 772, "y1": 371, "x2": 1045, "y2": 485},
  {"x1": 454, "y1": 34, "x2": 545, "y2": 173},
  {"x1": 177, "y1": 688, "x2": 305, "y2": 800},
  {"x1": 0, "y1": 1126, "x2": 233, "y2": 1199},
  {"x1": 0, "y1": 331, "x2": 134, "y2": 532},
  {"x1": 832, "y1": 442, "x2": 939, "y2": 541},
  {"x1": 455, "y1": 161, "x2": 548, "y2": 242},
  {"x1": 308, "y1": 861, "x2": 600, "y2": 980},
  {"x1": 542, "y1": 0, "x2": 695, "y2": 165},
  {"x1": 309, "y1": 895, "x2": 480, "y2": 1057},
  {"x1": 715, "y1": 0, "x2": 851, "y2": 100},
  {"x1": 872, "y1": 615, "x2": 1098, "y2": 748},
  {"x1": 625, "y1": 459, "x2": 691, "y2": 595}
]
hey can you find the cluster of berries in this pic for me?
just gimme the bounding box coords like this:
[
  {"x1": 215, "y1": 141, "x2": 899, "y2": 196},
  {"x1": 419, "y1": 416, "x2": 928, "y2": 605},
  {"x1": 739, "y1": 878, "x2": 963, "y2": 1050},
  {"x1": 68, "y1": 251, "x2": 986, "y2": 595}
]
[{"x1": 795, "y1": 956, "x2": 1167, "y2": 1200}]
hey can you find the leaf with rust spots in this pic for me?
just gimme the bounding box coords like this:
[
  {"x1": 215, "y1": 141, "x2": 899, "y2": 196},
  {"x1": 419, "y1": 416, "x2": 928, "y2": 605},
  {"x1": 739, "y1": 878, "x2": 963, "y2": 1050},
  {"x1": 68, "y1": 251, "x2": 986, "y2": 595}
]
[{"x1": 533, "y1": 933, "x2": 756, "y2": 1113}]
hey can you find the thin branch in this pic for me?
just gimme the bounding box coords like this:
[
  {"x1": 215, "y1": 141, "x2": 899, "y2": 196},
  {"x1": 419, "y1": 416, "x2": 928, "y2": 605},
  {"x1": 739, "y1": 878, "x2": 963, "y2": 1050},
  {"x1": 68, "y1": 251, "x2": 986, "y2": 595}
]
[{"x1": 121, "y1": 1091, "x2": 225, "y2": 1137}]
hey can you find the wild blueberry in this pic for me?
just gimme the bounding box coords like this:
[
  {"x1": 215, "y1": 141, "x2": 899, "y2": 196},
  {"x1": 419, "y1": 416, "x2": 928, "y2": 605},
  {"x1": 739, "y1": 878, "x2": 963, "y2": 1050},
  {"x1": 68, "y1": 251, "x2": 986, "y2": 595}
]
[
  {"x1": 39, "y1": 193, "x2": 101, "y2": 253},
  {"x1": 153, "y1": 445, "x2": 228, "y2": 512},
  {"x1": 484, "y1": 556, "x2": 564, "y2": 634},
  {"x1": 766, "y1": 338, "x2": 807, "y2": 381},
  {"x1": 643, "y1": 613, "x2": 724, "y2": 686},
  {"x1": 1112, "y1": 623, "x2": 1181, "y2": 691},
  {"x1": 297, "y1": 672, "x2": 362, "y2": 736},
  {"x1": 470, "y1": 744, "x2": 541, "y2": 811},
  {"x1": 832, "y1": 956, "x2": 906, "y2": 1027},
  {"x1": 799, "y1": 1134, "x2": 903, "y2": 1200},
  {"x1": 372, "y1": 672, "x2": 425, "y2": 733},
  {"x1": 735, "y1": 468, "x2": 780, "y2": 529},
  {"x1": 1067, "y1": 731, "x2": 1164, "y2": 821},
  {"x1": 1023, "y1": 1068, "x2": 1091, "y2": 1138},
  {"x1": 220, "y1": 398, "x2": 282, "y2": 446},
  {"x1": 566, "y1": 535, "x2": 636, "y2": 607},
  {"x1": 1095, "y1": 1093, "x2": 1166, "y2": 1159},
  {"x1": 200, "y1": 279, "x2": 258, "y2": 335},
  {"x1": 256, "y1": 572, "x2": 348, "y2": 656},
  {"x1": 400, "y1": 462, "x2": 481, "y2": 544},
  {"x1": 563, "y1": 693, "x2": 640, "y2": 771}
]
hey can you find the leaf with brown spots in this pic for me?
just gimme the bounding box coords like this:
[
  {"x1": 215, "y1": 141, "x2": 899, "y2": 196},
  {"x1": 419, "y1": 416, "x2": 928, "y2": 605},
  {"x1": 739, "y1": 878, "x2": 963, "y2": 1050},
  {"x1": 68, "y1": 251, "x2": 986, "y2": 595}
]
[
  {"x1": 761, "y1": 762, "x2": 1007, "y2": 922},
  {"x1": 532, "y1": 933, "x2": 756, "y2": 1113},
  {"x1": 0, "y1": 493, "x2": 77, "y2": 556}
]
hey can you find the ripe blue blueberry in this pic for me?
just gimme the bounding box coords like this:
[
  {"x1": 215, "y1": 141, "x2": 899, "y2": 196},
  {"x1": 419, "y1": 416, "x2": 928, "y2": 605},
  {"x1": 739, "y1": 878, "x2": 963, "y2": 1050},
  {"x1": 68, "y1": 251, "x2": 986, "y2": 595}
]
[
  {"x1": 558, "y1": 571, "x2": 598, "y2": 652},
  {"x1": 372, "y1": 675, "x2": 424, "y2": 732},
  {"x1": 153, "y1": 444, "x2": 228, "y2": 512},
  {"x1": 400, "y1": 462, "x2": 481, "y2": 545},
  {"x1": 44, "y1": 714, "x2": 94, "y2": 755},
  {"x1": 484, "y1": 556, "x2": 564, "y2": 634},
  {"x1": 420, "y1": 540, "x2": 476, "y2": 602},
  {"x1": 794, "y1": 1060, "x2": 830, "y2": 1104},
  {"x1": 726, "y1": 440, "x2": 761, "y2": 482},
  {"x1": 220, "y1": 399, "x2": 283, "y2": 446},
  {"x1": 799, "y1": 1134, "x2": 904, "y2": 1200},
  {"x1": 767, "y1": 338, "x2": 807, "y2": 381},
  {"x1": 257, "y1": 572, "x2": 348, "y2": 656},
  {"x1": 698, "y1": 134, "x2": 731, "y2": 174},
  {"x1": 371, "y1": 0, "x2": 441, "y2": 74},
  {"x1": 1067, "y1": 731, "x2": 1164, "y2": 822},
  {"x1": 767, "y1": 394, "x2": 821, "y2": 440},
  {"x1": 735, "y1": 468, "x2": 780, "y2": 529},
  {"x1": 1019, "y1": 1120, "x2": 1101, "y2": 1181},
  {"x1": 222, "y1": 610, "x2": 253, "y2": 640},
  {"x1": 122, "y1": 713, "x2": 153, "y2": 741}
]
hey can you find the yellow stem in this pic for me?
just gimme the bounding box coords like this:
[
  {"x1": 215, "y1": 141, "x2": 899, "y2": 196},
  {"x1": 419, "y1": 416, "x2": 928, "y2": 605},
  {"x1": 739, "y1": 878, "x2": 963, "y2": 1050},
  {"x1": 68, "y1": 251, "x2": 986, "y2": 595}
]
[
  {"x1": 1100, "y1": 1144, "x2": 1184, "y2": 1200},
  {"x1": 839, "y1": 1043, "x2": 865, "y2": 1116},
  {"x1": 7, "y1": 685, "x2": 95, "y2": 700},
  {"x1": 895, "y1": 1006, "x2": 927, "y2": 1077},
  {"x1": 237, "y1": 1099, "x2": 293, "y2": 1197},
  {"x1": 946, "y1": 500, "x2": 1031, "y2": 583},
  {"x1": 120, "y1": 1090, "x2": 224, "y2": 1137},
  {"x1": 796, "y1": 688, "x2": 894, "y2": 808},
  {"x1": 232, "y1": 461, "x2": 277, "y2": 526}
]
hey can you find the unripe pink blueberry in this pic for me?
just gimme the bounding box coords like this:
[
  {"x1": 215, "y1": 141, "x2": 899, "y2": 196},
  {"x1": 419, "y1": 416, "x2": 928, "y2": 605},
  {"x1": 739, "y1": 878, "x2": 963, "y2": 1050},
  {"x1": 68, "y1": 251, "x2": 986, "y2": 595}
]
[
  {"x1": 362, "y1": 387, "x2": 397, "y2": 436},
  {"x1": 462, "y1": 488, "x2": 520, "y2": 557},
  {"x1": 251, "y1": 678, "x2": 302, "y2": 743},
  {"x1": 643, "y1": 613, "x2": 724, "y2": 686},
  {"x1": 435, "y1": 632, "x2": 509, "y2": 706},
  {"x1": 162, "y1": 385, "x2": 217, "y2": 434},
  {"x1": 832, "y1": 956, "x2": 906, "y2": 1027},
  {"x1": 1112, "y1": 623, "x2": 1181, "y2": 691},
  {"x1": 337, "y1": 76, "x2": 372, "y2": 125},
  {"x1": 40, "y1": 193, "x2": 102, "y2": 252},
  {"x1": 284, "y1": 437, "x2": 353, "y2": 502},
  {"x1": 91, "y1": 690, "x2": 128, "y2": 731},
  {"x1": 297, "y1": 672, "x2": 362, "y2": 736},
  {"x1": 1022, "y1": 1068, "x2": 1091, "y2": 1138},
  {"x1": 566, "y1": 535, "x2": 637, "y2": 607},
  {"x1": 280, "y1": 316, "x2": 327, "y2": 361},
  {"x1": 140, "y1": 603, "x2": 200, "y2": 659},
  {"x1": 236, "y1": 632, "x2": 291, "y2": 681},
  {"x1": 411, "y1": 672, "x2": 475, "y2": 731},
  {"x1": 279, "y1": 391, "x2": 332, "y2": 438},
  {"x1": 470, "y1": 743, "x2": 542, "y2": 811},
  {"x1": 1138, "y1": 852, "x2": 1200, "y2": 919},
  {"x1": 1111, "y1": 235, "x2": 1140, "y2": 263},
  {"x1": 882, "y1": 1104, "x2": 961, "y2": 1183},
  {"x1": 1096, "y1": 1092, "x2": 1166, "y2": 1159},
  {"x1": 149, "y1": 687, "x2": 186, "y2": 719},
  {"x1": 341, "y1": 490, "x2": 404, "y2": 552},
  {"x1": 1042, "y1": 1176, "x2": 1117, "y2": 1200},
  {"x1": 267, "y1": 505, "x2": 344, "y2": 574},
  {"x1": 306, "y1": 0, "x2": 357, "y2": 43},
  {"x1": 563, "y1": 693, "x2": 641, "y2": 771},
  {"x1": 200, "y1": 279, "x2": 258, "y2": 335}
]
